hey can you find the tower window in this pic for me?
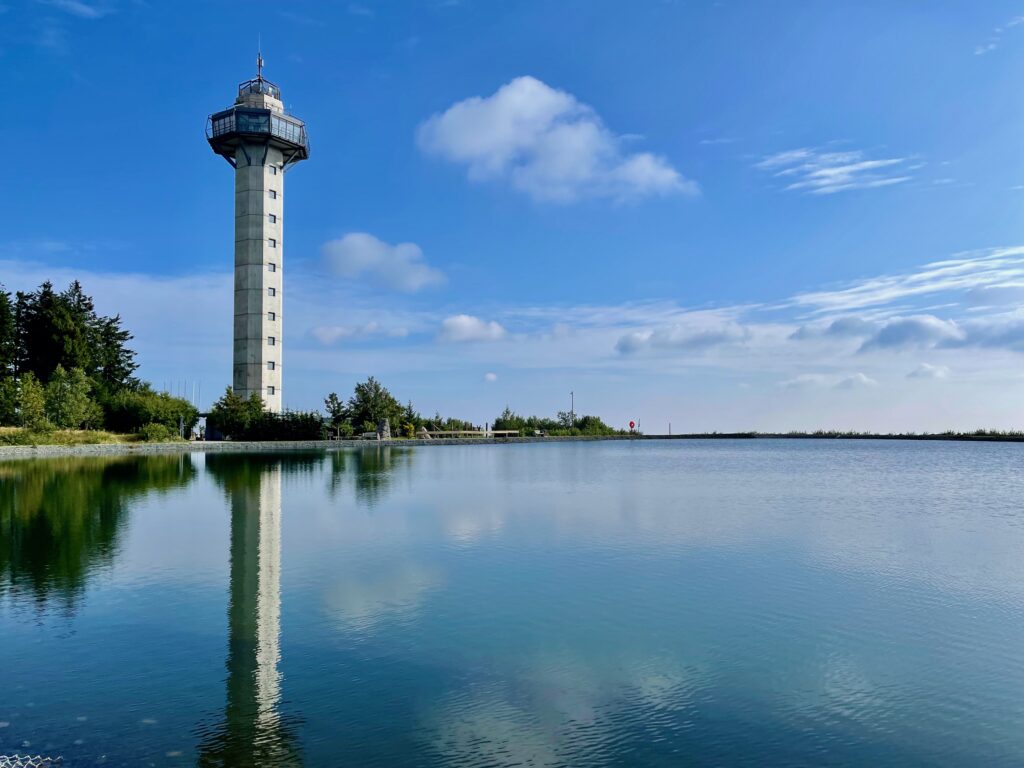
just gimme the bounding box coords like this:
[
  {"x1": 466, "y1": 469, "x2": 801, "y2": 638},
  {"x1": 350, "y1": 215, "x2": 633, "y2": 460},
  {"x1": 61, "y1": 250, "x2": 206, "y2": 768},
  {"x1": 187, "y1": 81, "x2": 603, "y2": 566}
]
[
  {"x1": 267, "y1": 385, "x2": 276, "y2": 395},
  {"x1": 268, "y1": 336, "x2": 276, "y2": 346},
  {"x1": 268, "y1": 311, "x2": 276, "y2": 321},
  {"x1": 269, "y1": 166, "x2": 278, "y2": 176},
  {"x1": 267, "y1": 361, "x2": 276, "y2": 371},
  {"x1": 268, "y1": 238, "x2": 277, "y2": 248},
  {"x1": 268, "y1": 213, "x2": 277, "y2": 224},
  {"x1": 268, "y1": 262, "x2": 277, "y2": 272},
  {"x1": 269, "y1": 189, "x2": 277, "y2": 199},
  {"x1": 268, "y1": 287, "x2": 276, "y2": 297}
]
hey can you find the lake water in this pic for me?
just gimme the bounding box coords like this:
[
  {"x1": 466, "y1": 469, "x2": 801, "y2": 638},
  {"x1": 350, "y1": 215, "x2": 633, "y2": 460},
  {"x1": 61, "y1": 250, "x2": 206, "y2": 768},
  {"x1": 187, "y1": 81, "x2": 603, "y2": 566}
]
[{"x1": 2, "y1": 440, "x2": 1024, "y2": 766}]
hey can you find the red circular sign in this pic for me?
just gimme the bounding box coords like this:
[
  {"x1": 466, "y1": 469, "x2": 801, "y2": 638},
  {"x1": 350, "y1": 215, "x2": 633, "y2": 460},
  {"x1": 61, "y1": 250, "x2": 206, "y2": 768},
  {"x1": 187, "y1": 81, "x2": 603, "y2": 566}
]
[{"x1": 629, "y1": 421, "x2": 636, "y2": 429}]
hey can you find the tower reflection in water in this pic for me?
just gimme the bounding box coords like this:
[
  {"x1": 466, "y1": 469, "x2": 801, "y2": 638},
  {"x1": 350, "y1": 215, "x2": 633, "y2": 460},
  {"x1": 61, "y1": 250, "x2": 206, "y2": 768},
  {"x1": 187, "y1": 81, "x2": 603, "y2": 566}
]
[{"x1": 199, "y1": 454, "x2": 307, "y2": 767}]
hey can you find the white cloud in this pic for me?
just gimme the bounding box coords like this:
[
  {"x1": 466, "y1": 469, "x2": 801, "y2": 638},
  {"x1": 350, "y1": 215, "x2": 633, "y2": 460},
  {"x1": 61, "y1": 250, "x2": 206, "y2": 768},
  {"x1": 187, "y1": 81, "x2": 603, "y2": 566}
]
[
  {"x1": 756, "y1": 147, "x2": 913, "y2": 195},
  {"x1": 790, "y1": 316, "x2": 878, "y2": 340},
  {"x1": 310, "y1": 322, "x2": 407, "y2": 345},
  {"x1": 781, "y1": 372, "x2": 877, "y2": 390},
  {"x1": 484, "y1": 372, "x2": 498, "y2": 382},
  {"x1": 859, "y1": 315, "x2": 964, "y2": 351},
  {"x1": 438, "y1": 314, "x2": 507, "y2": 343},
  {"x1": 616, "y1": 322, "x2": 750, "y2": 355},
  {"x1": 952, "y1": 317, "x2": 1024, "y2": 352},
  {"x1": 908, "y1": 363, "x2": 949, "y2": 380},
  {"x1": 321, "y1": 233, "x2": 446, "y2": 293},
  {"x1": 835, "y1": 372, "x2": 878, "y2": 390},
  {"x1": 7, "y1": 238, "x2": 1024, "y2": 431},
  {"x1": 781, "y1": 373, "x2": 831, "y2": 390},
  {"x1": 417, "y1": 76, "x2": 697, "y2": 203}
]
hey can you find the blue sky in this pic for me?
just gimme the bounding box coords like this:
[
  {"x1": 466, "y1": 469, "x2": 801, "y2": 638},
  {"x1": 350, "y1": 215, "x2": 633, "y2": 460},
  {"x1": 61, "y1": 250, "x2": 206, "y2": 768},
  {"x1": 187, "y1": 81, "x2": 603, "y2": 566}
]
[{"x1": 4, "y1": 0, "x2": 1024, "y2": 431}]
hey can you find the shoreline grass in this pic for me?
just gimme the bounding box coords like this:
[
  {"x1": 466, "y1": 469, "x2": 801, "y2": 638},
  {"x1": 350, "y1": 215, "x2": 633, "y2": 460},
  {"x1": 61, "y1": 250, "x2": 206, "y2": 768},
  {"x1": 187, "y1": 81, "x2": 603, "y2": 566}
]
[
  {"x1": 2, "y1": 427, "x2": 1024, "y2": 452},
  {"x1": 0, "y1": 427, "x2": 156, "y2": 447}
]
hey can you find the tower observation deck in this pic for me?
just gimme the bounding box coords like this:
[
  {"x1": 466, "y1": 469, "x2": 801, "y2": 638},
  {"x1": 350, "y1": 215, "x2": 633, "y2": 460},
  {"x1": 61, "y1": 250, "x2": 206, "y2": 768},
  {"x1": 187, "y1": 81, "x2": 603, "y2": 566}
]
[{"x1": 207, "y1": 55, "x2": 309, "y2": 412}]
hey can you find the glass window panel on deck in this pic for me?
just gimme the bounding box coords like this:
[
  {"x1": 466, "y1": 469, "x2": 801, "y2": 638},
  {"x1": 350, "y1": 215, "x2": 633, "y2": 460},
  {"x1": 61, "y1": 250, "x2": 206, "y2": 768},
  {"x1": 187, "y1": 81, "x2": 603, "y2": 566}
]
[
  {"x1": 236, "y1": 111, "x2": 270, "y2": 134},
  {"x1": 212, "y1": 115, "x2": 234, "y2": 136}
]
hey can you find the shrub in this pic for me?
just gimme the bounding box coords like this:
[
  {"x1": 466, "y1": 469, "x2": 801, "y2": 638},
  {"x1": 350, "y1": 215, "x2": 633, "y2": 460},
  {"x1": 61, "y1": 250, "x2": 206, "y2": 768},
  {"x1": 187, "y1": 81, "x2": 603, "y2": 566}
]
[
  {"x1": 104, "y1": 386, "x2": 199, "y2": 434},
  {"x1": 208, "y1": 387, "x2": 326, "y2": 441},
  {"x1": 139, "y1": 422, "x2": 175, "y2": 442},
  {"x1": 238, "y1": 410, "x2": 326, "y2": 441}
]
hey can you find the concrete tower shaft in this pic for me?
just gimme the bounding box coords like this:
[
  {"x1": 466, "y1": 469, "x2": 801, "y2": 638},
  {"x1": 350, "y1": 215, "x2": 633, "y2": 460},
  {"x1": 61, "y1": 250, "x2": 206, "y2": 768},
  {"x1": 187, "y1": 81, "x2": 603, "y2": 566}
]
[
  {"x1": 233, "y1": 146, "x2": 284, "y2": 410},
  {"x1": 208, "y1": 62, "x2": 308, "y2": 412}
]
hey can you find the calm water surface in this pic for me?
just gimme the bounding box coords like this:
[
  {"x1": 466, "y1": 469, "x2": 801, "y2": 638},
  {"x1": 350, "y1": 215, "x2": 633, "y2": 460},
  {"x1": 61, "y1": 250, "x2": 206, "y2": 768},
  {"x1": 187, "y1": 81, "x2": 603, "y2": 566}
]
[{"x1": 2, "y1": 440, "x2": 1024, "y2": 766}]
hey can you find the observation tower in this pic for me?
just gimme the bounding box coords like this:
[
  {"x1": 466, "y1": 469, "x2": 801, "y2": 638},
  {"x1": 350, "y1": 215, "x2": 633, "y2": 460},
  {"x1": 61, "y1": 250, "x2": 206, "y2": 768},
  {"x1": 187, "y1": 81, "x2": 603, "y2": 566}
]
[{"x1": 207, "y1": 53, "x2": 309, "y2": 412}]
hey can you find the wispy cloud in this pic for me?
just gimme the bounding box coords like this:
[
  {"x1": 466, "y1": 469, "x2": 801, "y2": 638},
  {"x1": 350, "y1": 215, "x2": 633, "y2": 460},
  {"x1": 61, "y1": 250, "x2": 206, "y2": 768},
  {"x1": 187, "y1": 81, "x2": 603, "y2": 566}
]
[
  {"x1": 417, "y1": 76, "x2": 697, "y2": 203},
  {"x1": 756, "y1": 147, "x2": 914, "y2": 195},
  {"x1": 835, "y1": 372, "x2": 878, "y2": 390},
  {"x1": 38, "y1": 0, "x2": 111, "y2": 19},
  {"x1": 791, "y1": 247, "x2": 1024, "y2": 313},
  {"x1": 279, "y1": 10, "x2": 324, "y2": 26},
  {"x1": 310, "y1": 323, "x2": 408, "y2": 346},
  {"x1": 975, "y1": 15, "x2": 1024, "y2": 55},
  {"x1": 908, "y1": 363, "x2": 949, "y2": 380},
  {"x1": 6, "y1": 240, "x2": 1024, "y2": 427},
  {"x1": 781, "y1": 372, "x2": 877, "y2": 390},
  {"x1": 348, "y1": 3, "x2": 373, "y2": 17}
]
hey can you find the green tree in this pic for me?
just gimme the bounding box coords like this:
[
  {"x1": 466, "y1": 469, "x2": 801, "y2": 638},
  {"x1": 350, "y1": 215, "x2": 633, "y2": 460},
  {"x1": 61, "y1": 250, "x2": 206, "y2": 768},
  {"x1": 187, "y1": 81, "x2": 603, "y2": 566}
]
[
  {"x1": 89, "y1": 313, "x2": 139, "y2": 398},
  {"x1": 208, "y1": 388, "x2": 264, "y2": 439},
  {"x1": 347, "y1": 376, "x2": 404, "y2": 433},
  {"x1": 16, "y1": 282, "x2": 92, "y2": 382},
  {"x1": 323, "y1": 392, "x2": 349, "y2": 436},
  {"x1": 45, "y1": 365, "x2": 95, "y2": 429},
  {"x1": 17, "y1": 372, "x2": 50, "y2": 432},
  {"x1": 0, "y1": 378, "x2": 16, "y2": 425},
  {"x1": 0, "y1": 285, "x2": 14, "y2": 378}
]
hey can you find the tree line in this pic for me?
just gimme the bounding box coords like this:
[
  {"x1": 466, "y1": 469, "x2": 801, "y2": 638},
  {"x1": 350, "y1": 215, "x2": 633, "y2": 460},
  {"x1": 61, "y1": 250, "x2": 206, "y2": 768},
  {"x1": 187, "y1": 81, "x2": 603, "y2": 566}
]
[
  {"x1": 0, "y1": 281, "x2": 198, "y2": 438},
  {"x1": 208, "y1": 375, "x2": 624, "y2": 440},
  {"x1": 0, "y1": 280, "x2": 622, "y2": 442}
]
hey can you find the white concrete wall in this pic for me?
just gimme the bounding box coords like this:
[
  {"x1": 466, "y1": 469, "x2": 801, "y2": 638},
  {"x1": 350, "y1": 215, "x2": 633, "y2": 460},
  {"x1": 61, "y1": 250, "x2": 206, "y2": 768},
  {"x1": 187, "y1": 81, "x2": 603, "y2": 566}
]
[{"x1": 233, "y1": 143, "x2": 284, "y2": 412}]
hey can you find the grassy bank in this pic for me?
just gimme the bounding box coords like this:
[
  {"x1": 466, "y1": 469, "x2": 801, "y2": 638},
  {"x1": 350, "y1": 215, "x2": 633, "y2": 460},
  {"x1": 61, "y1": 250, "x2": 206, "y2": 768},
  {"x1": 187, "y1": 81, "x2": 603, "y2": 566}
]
[{"x1": 0, "y1": 427, "x2": 156, "y2": 446}]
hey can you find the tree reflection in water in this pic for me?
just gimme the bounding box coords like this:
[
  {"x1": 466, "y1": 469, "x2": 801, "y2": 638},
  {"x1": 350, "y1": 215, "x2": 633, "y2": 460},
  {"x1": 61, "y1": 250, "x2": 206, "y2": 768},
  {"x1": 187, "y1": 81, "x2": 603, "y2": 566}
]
[
  {"x1": 0, "y1": 454, "x2": 196, "y2": 612},
  {"x1": 328, "y1": 445, "x2": 414, "y2": 506}
]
